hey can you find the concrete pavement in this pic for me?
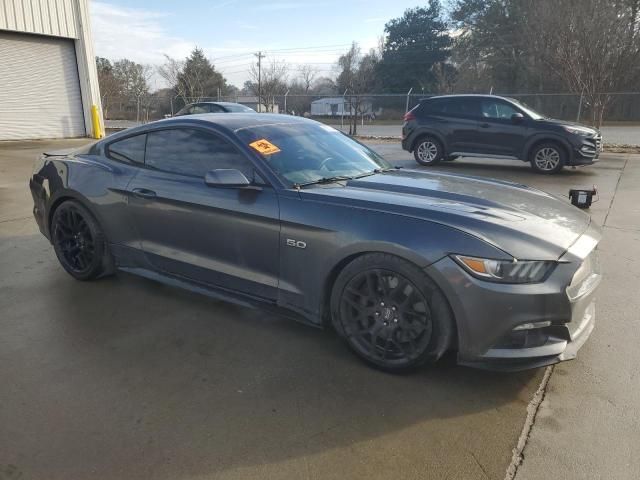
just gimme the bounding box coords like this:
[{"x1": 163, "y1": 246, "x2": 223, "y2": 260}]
[
  {"x1": 514, "y1": 159, "x2": 640, "y2": 480},
  {"x1": 1, "y1": 139, "x2": 638, "y2": 479}
]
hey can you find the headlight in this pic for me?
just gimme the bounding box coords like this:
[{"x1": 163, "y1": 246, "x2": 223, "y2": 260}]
[
  {"x1": 563, "y1": 126, "x2": 594, "y2": 137},
  {"x1": 452, "y1": 255, "x2": 556, "y2": 284}
]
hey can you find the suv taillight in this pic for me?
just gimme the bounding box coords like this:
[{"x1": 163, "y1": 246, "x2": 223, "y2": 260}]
[{"x1": 403, "y1": 111, "x2": 416, "y2": 122}]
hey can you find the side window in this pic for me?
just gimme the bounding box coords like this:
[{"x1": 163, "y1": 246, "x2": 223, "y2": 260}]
[
  {"x1": 443, "y1": 98, "x2": 480, "y2": 118},
  {"x1": 190, "y1": 104, "x2": 209, "y2": 114},
  {"x1": 420, "y1": 99, "x2": 447, "y2": 115},
  {"x1": 145, "y1": 129, "x2": 255, "y2": 179},
  {"x1": 481, "y1": 100, "x2": 519, "y2": 119},
  {"x1": 107, "y1": 134, "x2": 146, "y2": 164},
  {"x1": 175, "y1": 106, "x2": 190, "y2": 116},
  {"x1": 208, "y1": 104, "x2": 225, "y2": 113}
]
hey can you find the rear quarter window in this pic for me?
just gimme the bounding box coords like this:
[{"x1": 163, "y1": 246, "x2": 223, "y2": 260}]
[
  {"x1": 106, "y1": 134, "x2": 146, "y2": 164},
  {"x1": 417, "y1": 98, "x2": 448, "y2": 115}
]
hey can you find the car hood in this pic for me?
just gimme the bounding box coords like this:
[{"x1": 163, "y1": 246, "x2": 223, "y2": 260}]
[
  {"x1": 301, "y1": 169, "x2": 592, "y2": 260},
  {"x1": 536, "y1": 118, "x2": 599, "y2": 135}
]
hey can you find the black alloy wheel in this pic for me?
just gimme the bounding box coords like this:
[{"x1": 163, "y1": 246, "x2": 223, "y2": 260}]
[
  {"x1": 340, "y1": 268, "x2": 433, "y2": 366},
  {"x1": 332, "y1": 254, "x2": 453, "y2": 371},
  {"x1": 51, "y1": 200, "x2": 107, "y2": 280}
]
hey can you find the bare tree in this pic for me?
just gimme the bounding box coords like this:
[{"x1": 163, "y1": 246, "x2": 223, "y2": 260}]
[
  {"x1": 113, "y1": 59, "x2": 153, "y2": 122},
  {"x1": 297, "y1": 64, "x2": 318, "y2": 93},
  {"x1": 158, "y1": 54, "x2": 187, "y2": 109},
  {"x1": 529, "y1": 0, "x2": 640, "y2": 126},
  {"x1": 96, "y1": 57, "x2": 120, "y2": 119},
  {"x1": 158, "y1": 49, "x2": 227, "y2": 111},
  {"x1": 248, "y1": 58, "x2": 289, "y2": 111},
  {"x1": 431, "y1": 62, "x2": 457, "y2": 94},
  {"x1": 336, "y1": 43, "x2": 379, "y2": 134}
]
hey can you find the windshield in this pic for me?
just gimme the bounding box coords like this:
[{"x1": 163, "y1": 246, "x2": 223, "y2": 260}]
[
  {"x1": 236, "y1": 122, "x2": 391, "y2": 185},
  {"x1": 225, "y1": 104, "x2": 255, "y2": 113},
  {"x1": 508, "y1": 98, "x2": 545, "y2": 120}
]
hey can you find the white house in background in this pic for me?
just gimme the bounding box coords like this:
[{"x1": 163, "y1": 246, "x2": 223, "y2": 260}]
[
  {"x1": 310, "y1": 97, "x2": 373, "y2": 117},
  {"x1": 0, "y1": 0, "x2": 102, "y2": 140}
]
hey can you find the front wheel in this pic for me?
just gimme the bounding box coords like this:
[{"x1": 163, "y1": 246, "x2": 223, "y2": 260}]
[
  {"x1": 331, "y1": 254, "x2": 454, "y2": 371},
  {"x1": 413, "y1": 137, "x2": 443, "y2": 166},
  {"x1": 530, "y1": 143, "x2": 565, "y2": 174}
]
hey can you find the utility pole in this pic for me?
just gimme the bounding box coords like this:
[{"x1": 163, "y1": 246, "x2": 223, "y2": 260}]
[{"x1": 254, "y1": 51, "x2": 265, "y2": 112}]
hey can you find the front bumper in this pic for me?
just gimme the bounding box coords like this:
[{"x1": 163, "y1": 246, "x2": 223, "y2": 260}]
[
  {"x1": 569, "y1": 134, "x2": 602, "y2": 165},
  {"x1": 427, "y1": 228, "x2": 601, "y2": 371},
  {"x1": 457, "y1": 298, "x2": 596, "y2": 372}
]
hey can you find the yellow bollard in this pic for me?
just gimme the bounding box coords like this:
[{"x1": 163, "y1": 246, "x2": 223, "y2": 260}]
[{"x1": 91, "y1": 104, "x2": 104, "y2": 139}]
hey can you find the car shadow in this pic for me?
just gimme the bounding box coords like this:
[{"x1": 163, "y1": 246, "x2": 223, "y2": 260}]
[{"x1": 0, "y1": 244, "x2": 542, "y2": 479}]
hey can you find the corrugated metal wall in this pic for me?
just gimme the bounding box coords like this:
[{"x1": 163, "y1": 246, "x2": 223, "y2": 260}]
[
  {"x1": 0, "y1": 0, "x2": 103, "y2": 138},
  {"x1": 0, "y1": 0, "x2": 78, "y2": 39},
  {"x1": 0, "y1": 31, "x2": 85, "y2": 140}
]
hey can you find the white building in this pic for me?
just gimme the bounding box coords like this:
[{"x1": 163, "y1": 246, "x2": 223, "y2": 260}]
[
  {"x1": 0, "y1": 0, "x2": 102, "y2": 140},
  {"x1": 310, "y1": 97, "x2": 373, "y2": 117}
]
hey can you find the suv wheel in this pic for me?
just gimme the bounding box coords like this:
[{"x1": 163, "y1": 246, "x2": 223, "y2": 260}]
[
  {"x1": 530, "y1": 143, "x2": 565, "y2": 174},
  {"x1": 414, "y1": 137, "x2": 443, "y2": 166}
]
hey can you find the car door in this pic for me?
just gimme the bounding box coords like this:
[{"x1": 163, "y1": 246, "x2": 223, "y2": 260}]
[
  {"x1": 126, "y1": 127, "x2": 281, "y2": 300},
  {"x1": 440, "y1": 97, "x2": 482, "y2": 153},
  {"x1": 475, "y1": 98, "x2": 529, "y2": 156}
]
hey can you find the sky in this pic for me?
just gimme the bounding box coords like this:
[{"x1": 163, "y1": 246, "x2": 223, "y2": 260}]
[{"x1": 90, "y1": 0, "x2": 427, "y2": 89}]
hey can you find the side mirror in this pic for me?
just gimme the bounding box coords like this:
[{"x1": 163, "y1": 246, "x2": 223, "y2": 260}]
[
  {"x1": 205, "y1": 169, "x2": 251, "y2": 188},
  {"x1": 511, "y1": 112, "x2": 525, "y2": 123}
]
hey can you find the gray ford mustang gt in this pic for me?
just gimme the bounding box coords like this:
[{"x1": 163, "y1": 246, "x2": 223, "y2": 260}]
[{"x1": 29, "y1": 114, "x2": 602, "y2": 371}]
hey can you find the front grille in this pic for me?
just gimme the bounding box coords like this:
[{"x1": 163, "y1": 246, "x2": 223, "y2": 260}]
[{"x1": 595, "y1": 135, "x2": 602, "y2": 151}]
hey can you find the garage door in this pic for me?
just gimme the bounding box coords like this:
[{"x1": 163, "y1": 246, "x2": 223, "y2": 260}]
[{"x1": 0, "y1": 31, "x2": 85, "y2": 140}]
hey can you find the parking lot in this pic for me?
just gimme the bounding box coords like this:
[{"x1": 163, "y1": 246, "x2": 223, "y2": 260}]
[{"x1": 1, "y1": 140, "x2": 639, "y2": 480}]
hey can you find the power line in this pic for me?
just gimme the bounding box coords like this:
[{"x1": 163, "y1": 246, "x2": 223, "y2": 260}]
[{"x1": 211, "y1": 42, "x2": 354, "y2": 63}]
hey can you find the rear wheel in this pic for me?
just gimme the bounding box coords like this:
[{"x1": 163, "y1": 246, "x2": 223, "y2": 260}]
[
  {"x1": 530, "y1": 142, "x2": 565, "y2": 174},
  {"x1": 413, "y1": 136, "x2": 443, "y2": 166},
  {"x1": 331, "y1": 253, "x2": 454, "y2": 371},
  {"x1": 51, "y1": 200, "x2": 111, "y2": 281}
]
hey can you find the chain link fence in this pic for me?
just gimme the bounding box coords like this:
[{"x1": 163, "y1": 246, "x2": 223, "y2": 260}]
[{"x1": 103, "y1": 92, "x2": 640, "y2": 144}]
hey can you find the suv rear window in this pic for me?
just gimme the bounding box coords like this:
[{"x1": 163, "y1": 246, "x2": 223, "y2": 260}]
[
  {"x1": 418, "y1": 98, "x2": 447, "y2": 114},
  {"x1": 443, "y1": 98, "x2": 480, "y2": 117},
  {"x1": 419, "y1": 97, "x2": 480, "y2": 117}
]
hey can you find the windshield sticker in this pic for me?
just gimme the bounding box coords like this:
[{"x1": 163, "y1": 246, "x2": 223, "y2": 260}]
[{"x1": 249, "y1": 139, "x2": 281, "y2": 155}]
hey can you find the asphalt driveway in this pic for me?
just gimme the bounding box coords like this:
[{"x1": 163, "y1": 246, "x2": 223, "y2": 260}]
[{"x1": 1, "y1": 139, "x2": 638, "y2": 479}]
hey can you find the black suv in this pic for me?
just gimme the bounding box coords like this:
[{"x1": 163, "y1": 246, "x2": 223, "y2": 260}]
[{"x1": 402, "y1": 94, "x2": 602, "y2": 174}]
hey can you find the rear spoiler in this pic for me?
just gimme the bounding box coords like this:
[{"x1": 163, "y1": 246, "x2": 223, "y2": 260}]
[
  {"x1": 42, "y1": 142, "x2": 96, "y2": 157},
  {"x1": 43, "y1": 148, "x2": 77, "y2": 157}
]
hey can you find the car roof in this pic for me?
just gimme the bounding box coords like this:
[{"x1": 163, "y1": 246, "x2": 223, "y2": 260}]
[
  {"x1": 421, "y1": 94, "x2": 513, "y2": 102},
  {"x1": 102, "y1": 113, "x2": 316, "y2": 144},
  {"x1": 190, "y1": 101, "x2": 249, "y2": 107}
]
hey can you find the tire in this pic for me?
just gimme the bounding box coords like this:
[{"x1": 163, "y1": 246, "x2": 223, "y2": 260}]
[
  {"x1": 529, "y1": 142, "x2": 566, "y2": 174},
  {"x1": 51, "y1": 200, "x2": 111, "y2": 281},
  {"x1": 330, "y1": 253, "x2": 454, "y2": 372},
  {"x1": 413, "y1": 136, "x2": 444, "y2": 166}
]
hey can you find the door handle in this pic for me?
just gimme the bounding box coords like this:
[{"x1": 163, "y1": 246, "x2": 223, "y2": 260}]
[
  {"x1": 132, "y1": 188, "x2": 156, "y2": 199},
  {"x1": 479, "y1": 123, "x2": 491, "y2": 128}
]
